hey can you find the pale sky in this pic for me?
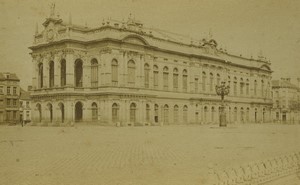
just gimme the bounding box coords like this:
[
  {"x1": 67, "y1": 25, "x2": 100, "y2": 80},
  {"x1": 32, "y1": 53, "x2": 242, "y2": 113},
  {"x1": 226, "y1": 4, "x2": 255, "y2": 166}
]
[{"x1": 0, "y1": 0, "x2": 300, "y2": 89}]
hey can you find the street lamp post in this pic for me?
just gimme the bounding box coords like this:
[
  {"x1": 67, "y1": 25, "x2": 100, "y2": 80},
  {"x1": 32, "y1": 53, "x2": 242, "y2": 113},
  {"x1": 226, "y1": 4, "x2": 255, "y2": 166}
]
[{"x1": 215, "y1": 81, "x2": 230, "y2": 127}]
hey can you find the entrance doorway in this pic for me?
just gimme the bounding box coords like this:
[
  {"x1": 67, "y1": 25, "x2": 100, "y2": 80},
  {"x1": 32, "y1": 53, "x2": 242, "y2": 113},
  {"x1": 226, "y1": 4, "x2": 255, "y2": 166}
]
[{"x1": 75, "y1": 102, "x2": 83, "y2": 122}]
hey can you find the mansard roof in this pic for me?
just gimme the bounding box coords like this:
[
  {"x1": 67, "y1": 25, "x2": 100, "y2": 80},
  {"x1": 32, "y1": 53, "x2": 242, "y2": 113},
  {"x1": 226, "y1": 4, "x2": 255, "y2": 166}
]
[
  {"x1": 272, "y1": 79, "x2": 299, "y2": 90},
  {"x1": 0, "y1": 72, "x2": 20, "y2": 81},
  {"x1": 31, "y1": 14, "x2": 271, "y2": 72}
]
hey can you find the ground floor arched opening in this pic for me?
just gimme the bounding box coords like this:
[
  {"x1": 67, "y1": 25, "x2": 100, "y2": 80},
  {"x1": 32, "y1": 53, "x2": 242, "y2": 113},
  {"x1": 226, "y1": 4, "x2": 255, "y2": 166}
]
[{"x1": 75, "y1": 102, "x2": 83, "y2": 122}]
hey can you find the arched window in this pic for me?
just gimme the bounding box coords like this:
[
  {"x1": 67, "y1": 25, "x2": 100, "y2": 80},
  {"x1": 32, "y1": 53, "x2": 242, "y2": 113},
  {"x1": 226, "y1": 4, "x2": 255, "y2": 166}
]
[
  {"x1": 254, "y1": 108, "x2": 258, "y2": 123},
  {"x1": 49, "y1": 61, "x2": 54, "y2": 88},
  {"x1": 173, "y1": 68, "x2": 178, "y2": 91},
  {"x1": 262, "y1": 108, "x2": 266, "y2": 122},
  {"x1": 112, "y1": 59, "x2": 118, "y2": 85},
  {"x1": 246, "y1": 108, "x2": 250, "y2": 122},
  {"x1": 204, "y1": 106, "x2": 208, "y2": 122},
  {"x1": 228, "y1": 107, "x2": 231, "y2": 123},
  {"x1": 146, "y1": 104, "x2": 150, "y2": 122},
  {"x1": 183, "y1": 105, "x2": 188, "y2": 122},
  {"x1": 112, "y1": 103, "x2": 119, "y2": 122},
  {"x1": 233, "y1": 77, "x2": 237, "y2": 96},
  {"x1": 130, "y1": 103, "x2": 136, "y2": 122},
  {"x1": 144, "y1": 63, "x2": 150, "y2": 88},
  {"x1": 240, "y1": 107, "x2": 244, "y2": 123},
  {"x1": 246, "y1": 79, "x2": 249, "y2": 95},
  {"x1": 91, "y1": 102, "x2": 98, "y2": 121},
  {"x1": 153, "y1": 65, "x2": 159, "y2": 88},
  {"x1": 194, "y1": 78, "x2": 199, "y2": 93},
  {"x1": 209, "y1": 73, "x2": 214, "y2": 92},
  {"x1": 38, "y1": 63, "x2": 43, "y2": 88},
  {"x1": 47, "y1": 103, "x2": 53, "y2": 122},
  {"x1": 174, "y1": 105, "x2": 179, "y2": 123},
  {"x1": 182, "y1": 69, "x2": 188, "y2": 92},
  {"x1": 154, "y1": 104, "x2": 159, "y2": 123},
  {"x1": 75, "y1": 101, "x2": 83, "y2": 121},
  {"x1": 75, "y1": 59, "x2": 83, "y2": 87},
  {"x1": 202, "y1": 72, "x2": 206, "y2": 92},
  {"x1": 216, "y1": 73, "x2": 221, "y2": 85},
  {"x1": 163, "y1": 67, "x2": 169, "y2": 90},
  {"x1": 211, "y1": 106, "x2": 215, "y2": 122},
  {"x1": 254, "y1": 80, "x2": 257, "y2": 96},
  {"x1": 36, "y1": 103, "x2": 42, "y2": 122},
  {"x1": 60, "y1": 59, "x2": 66, "y2": 86},
  {"x1": 240, "y1": 78, "x2": 244, "y2": 95},
  {"x1": 128, "y1": 60, "x2": 135, "y2": 85},
  {"x1": 58, "y1": 103, "x2": 65, "y2": 123},
  {"x1": 234, "y1": 107, "x2": 237, "y2": 122},
  {"x1": 195, "y1": 111, "x2": 199, "y2": 123},
  {"x1": 261, "y1": 80, "x2": 264, "y2": 97},
  {"x1": 91, "y1": 59, "x2": 98, "y2": 87},
  {"x1": 163, "y1": 104, "x2": 169, "y2": 124}
]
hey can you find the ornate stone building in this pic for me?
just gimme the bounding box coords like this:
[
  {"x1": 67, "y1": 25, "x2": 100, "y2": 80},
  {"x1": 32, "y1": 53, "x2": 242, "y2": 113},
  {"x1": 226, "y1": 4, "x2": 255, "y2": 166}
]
[
  {"x1": 30, "y1": 8, "x2": 273, "y2": 126},
  {"x1": 272, "y1": 78, "x2": 300, "y2": 124}
]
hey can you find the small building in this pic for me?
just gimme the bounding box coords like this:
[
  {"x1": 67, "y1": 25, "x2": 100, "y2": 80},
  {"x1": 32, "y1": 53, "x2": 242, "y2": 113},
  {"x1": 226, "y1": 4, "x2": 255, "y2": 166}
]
[
  {"x1": 0, "y1": 72, "x2": 20, "y2": 124},
  {"x1": 272, "y1": 78, "x2": 300, "y2": 124},
  {"x1": 19, "y1": 88, "x2": 31, "y2": 124}
]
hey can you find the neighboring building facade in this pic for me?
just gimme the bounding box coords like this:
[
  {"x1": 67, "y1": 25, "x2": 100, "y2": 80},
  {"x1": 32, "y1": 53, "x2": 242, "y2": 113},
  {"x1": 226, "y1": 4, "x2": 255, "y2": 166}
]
[
  {"x1": 272, "y1": 78, "x2": 300, "y2": 124},
  {"x1": 19, "y1": 88, "x2": 32, "y2": 123},
  {"x1": 0, "y1": 73, "x2": 20, "y2": 124},
  {"x1": 30, "y1": 8, "x2": 273, "y2": 126}
]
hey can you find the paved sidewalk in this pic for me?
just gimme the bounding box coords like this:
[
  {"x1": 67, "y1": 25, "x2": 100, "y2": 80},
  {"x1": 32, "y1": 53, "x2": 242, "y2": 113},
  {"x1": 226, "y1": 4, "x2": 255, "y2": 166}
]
[{"x1": 0, "y1": 124, "x2": 299, "y2": 185}]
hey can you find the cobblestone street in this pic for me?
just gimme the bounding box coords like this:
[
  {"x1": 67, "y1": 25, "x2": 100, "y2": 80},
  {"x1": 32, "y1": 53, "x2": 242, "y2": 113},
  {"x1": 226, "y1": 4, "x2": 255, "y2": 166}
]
[{"x1": 0, "y1": 124, "x2": 299, "y2": 185}]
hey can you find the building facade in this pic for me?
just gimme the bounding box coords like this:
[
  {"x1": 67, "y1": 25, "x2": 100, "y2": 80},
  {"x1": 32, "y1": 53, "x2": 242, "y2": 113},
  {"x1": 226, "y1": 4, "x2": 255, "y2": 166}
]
[
  {"x1": 272, "y1": 78, "x2": 300, "y2": 124},
  {"x1": 0, "y1": 73, "x2": 20, "y2": 124},
  {"x1": 19, "y1": 88, "x2": 32, "y2": 123},
  {"x1": 30, "y1": 9, "x2": 273, "y2": 126}
]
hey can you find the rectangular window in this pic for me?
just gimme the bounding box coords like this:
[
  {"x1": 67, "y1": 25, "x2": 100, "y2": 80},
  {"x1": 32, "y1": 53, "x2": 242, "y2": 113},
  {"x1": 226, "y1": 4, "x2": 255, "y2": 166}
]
[
  {"x1": 6, "y1": 111, "x2": 11, "y2": 121},
  {"x1": 0, "y1": 86, "x2": 3, "y2": 94},
  {"x1": 7, "y1": 99, "x2": 10, "y2": 106},
  {"x1": 7, "y1": 87, "x2": 10, "y2": 95},
  {"x1": 112, "y1": 65, "x2": 118, "y2": 84},
  {"x1": 144, "y1": 69, "x2": 149, "y2": 88},
  {"x1": 202, "y1": 77, "x2": 206, "y2": 91},
  {"x1": 246, "y1": 84, "x2": 249, "y2": 95},
  {"x1": 234, "y1": 82, "x2": 237, "y2": 96},
  {"x1": 209, "y1": 78, "x2": 213, "y2": 92},
  {"x1": 26, "y1": 102, "x2": 30, "y2": 108},
  {"x1": 0, "y1": 100, "x2": 3, "y2": 106},
  {"x1": 240, "y1": 83, "x2": 243, "y2": 95},
  {"x1": 173, "y1": 74, "x2": 178, "y2": 91},
  {"x1": 13, "y1": 111, "x2": 17, "y2": 119},
  {"x1": 183, "y1": 75, "x2": 187, "y2": 92},
  {"x1": 195, "y1": 78, "x2": 198, "y2": 93},
  {"x1": 91, "y1": 65, "x2": 98, "y2": 87},
  {"x1": 154, "y1": 71, "x2": 158, "y2": 88},
  {"x1": 13, "y1": 87, "x2": 17, "y2": 95},
  {"x1": 163, "y1": 72, "x2": 168, "y2": 90},
  {"x1": 13, "y1": 99, "x2": 17, "y2": 106}
]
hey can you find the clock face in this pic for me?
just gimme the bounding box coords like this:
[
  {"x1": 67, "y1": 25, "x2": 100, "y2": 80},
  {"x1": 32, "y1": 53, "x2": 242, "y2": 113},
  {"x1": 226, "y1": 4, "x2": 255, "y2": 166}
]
[{"x1": 47, "y1": 29, "x2": 54, "y2": 41}]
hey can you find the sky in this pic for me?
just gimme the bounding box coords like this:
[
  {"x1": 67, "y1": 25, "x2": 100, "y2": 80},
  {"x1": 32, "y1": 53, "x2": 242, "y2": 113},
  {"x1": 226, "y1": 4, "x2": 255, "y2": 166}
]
[{"x1": 0, "y1": 0, "x2": 300, "y2": 89}]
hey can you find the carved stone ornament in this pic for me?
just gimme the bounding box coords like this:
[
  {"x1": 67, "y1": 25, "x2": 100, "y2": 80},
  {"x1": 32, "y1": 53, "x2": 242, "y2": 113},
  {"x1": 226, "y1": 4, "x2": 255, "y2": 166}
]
[{"x1": 47, "y1": 29, "x2": 55, "y2": 41}]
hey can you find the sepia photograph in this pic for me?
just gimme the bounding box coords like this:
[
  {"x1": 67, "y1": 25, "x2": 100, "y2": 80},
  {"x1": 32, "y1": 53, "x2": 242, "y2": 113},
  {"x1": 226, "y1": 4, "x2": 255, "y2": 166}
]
[{"x1": 0, "y1": 0, "x2": 300, "y2": 184}]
